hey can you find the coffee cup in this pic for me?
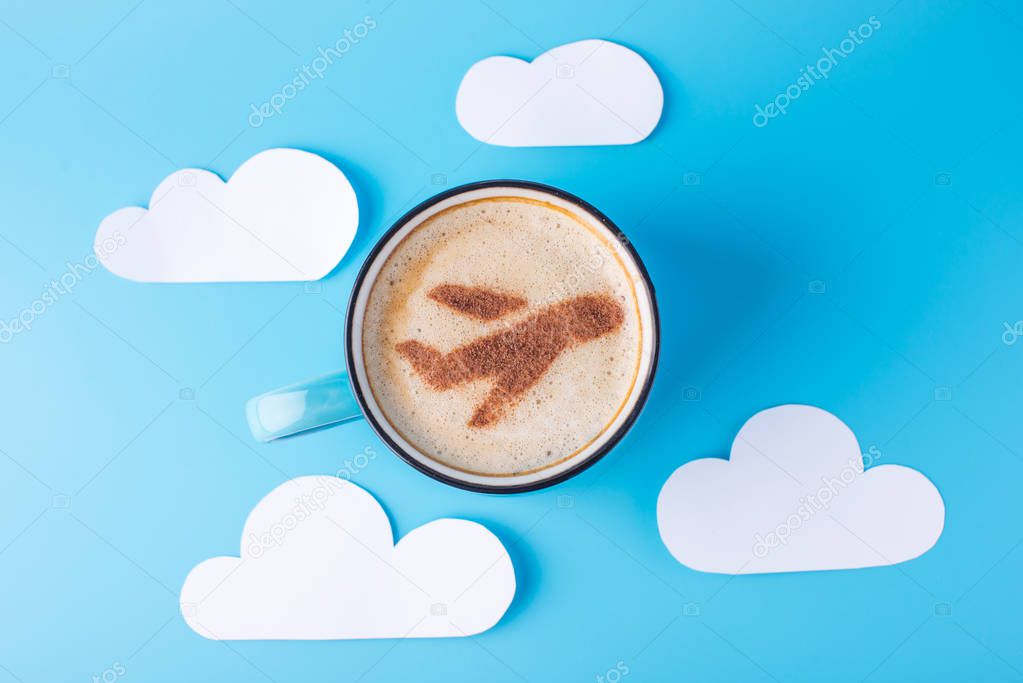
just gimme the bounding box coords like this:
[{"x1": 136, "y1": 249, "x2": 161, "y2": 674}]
[{"x1": 247, "y1": 180, "x2": 659, "y2": 492}]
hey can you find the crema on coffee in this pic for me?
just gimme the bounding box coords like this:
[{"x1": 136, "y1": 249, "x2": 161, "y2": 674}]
[{"x1": 361, "y1": 196, "x2": 647, "y2": 477}]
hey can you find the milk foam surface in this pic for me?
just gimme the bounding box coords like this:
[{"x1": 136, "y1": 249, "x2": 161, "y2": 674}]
[{"x1": 362, "y1": 197, "x2": 643, "y2": 476}]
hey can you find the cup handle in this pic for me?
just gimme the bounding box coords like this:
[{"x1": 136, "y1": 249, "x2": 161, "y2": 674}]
[{"x1": 245, "y1": 369, "x2": 363, "y2": 442}]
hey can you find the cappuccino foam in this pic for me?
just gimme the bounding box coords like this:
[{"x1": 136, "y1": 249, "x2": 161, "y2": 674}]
[{"x1": 361, "y1": 196, "x2": 645, "y2": 476}]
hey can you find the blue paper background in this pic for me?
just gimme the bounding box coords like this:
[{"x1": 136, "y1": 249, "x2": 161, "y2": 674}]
[{"x1": 1, "y1": 0, "x2": 1022, "y2": 680}]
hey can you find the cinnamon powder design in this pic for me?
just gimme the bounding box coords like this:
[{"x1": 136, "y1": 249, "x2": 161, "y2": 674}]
[
  {"x1": 396, "y1": 290, "x2": 625, "y2": 428},
  {"x1": 427, "y1": 284, "x2": 526, "y2": 321}
]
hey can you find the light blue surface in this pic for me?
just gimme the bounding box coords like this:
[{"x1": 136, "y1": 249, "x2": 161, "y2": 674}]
[{"x1": 1, "y1": 1, "x2": 1022, "y2": 681}]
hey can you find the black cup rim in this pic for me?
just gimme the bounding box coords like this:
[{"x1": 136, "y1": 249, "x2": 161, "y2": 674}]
[{"x1": 344, "y1": 180, "x2": 660, "y2": 494}]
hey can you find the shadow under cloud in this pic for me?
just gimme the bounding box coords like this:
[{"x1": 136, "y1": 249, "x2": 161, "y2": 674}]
[
  {"x1": 298, "y1": 149, "x2": 386, "y2": 281},
  {"x1": 463, "y1": 517, "x2": 540, "y2": 632}
]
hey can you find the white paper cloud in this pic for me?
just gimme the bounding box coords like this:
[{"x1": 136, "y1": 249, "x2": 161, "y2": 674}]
[
  {"x1": 455, "y1": 39, "x2": 663, "y2": 147},
  {"x1": 657, "y1": 405, "x2": 944, "y2": 574},
  {"x1": 179, "y1": 476, "x2": 514, "y2": 639},
  {"x1": 95, "y1": 148, "x2": 358, "y2": 282}
]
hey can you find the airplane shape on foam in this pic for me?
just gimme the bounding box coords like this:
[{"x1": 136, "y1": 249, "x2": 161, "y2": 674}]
[{"x1": 396, "y1": 284, "x2": 624, "y2": 427}]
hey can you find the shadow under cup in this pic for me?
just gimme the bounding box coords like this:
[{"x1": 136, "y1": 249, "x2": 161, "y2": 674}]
[{"x1": 249, "y1": 181, "x2": 659, "y2": 493}]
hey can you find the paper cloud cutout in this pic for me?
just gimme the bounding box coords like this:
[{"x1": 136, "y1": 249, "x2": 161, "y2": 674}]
[
  {"x1": 657, "y1": 405, "x2": 944, "y2": 574},
  {"x1": 455, "y1": 39, "x2": 663, "y2": 147},
  {"x1": 95, "y1": 148, "x2": 358, "y2": 282},
  {"x1": 179, "y1": 476, "x2": 514, "y2": 639}
]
